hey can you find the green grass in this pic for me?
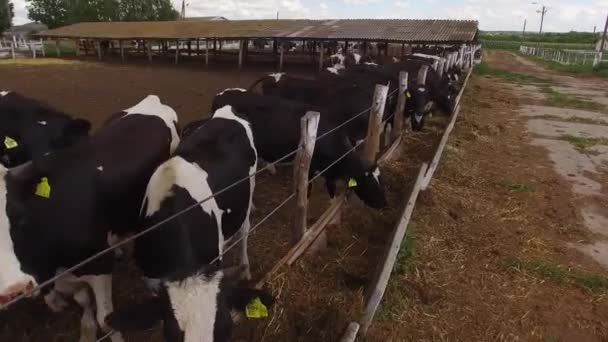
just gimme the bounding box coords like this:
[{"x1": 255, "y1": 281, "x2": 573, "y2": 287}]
[
  {"x1": 532, "y1": 114, "x2": 608, "y2": 126},
  {"x1": 541, "y1": 86, "x2": 607, "y2": 113},
  {"x1": 393, "y1": 224, "x2": 416, "y2": 275},
  {"x1": 561, "y1": 135, "x2": 608, "y2": 152},
  {"x1": 511, "y1": 258, "x2": 608, "y2": 292},
  {"x1": 480, "y1": 31, "x2": 598, "y2": 45},
  {"x1": 497, "y1": 180, "x2": 535, "y2": 192},
  {"x1": 482, "y1": 40, "x2": 595, "y2": 51},
  {"x1": 475, "y1": 61, "x2": 552, "y2": 84}
]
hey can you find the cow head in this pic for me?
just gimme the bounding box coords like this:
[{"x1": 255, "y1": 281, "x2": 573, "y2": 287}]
[
  {"x1": 406, "y1": 87, "x2": 430, "y2": 131},
  {"x1": 107, "y1": 268, "x2": 274, "y2": 342},
  {"x1": 349, "y1": 162, "x2": 387, "y2": 209},
  {"x1": 0, "y1": 164, "x2": 39, "y2": 307}
]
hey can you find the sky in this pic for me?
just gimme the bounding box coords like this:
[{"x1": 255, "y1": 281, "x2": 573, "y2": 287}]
[{"x1": 10, "y1": 0, "x2": 608, "y2": 32}]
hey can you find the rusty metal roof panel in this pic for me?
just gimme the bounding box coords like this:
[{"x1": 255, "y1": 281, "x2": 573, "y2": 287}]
[{"x1": 38, "y1": 19, "x2": 478, "y2": 43}]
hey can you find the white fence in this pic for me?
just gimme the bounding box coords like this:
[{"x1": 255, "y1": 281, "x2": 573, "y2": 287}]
[
  {"x1": 520, "y1": 45, "x2": 606, "y2": 67},
  {"x1": 0, "y1": 36, "x2": 46, "y2": 59}
]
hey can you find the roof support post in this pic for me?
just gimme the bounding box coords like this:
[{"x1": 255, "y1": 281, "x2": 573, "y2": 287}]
[
  {"x1": 205, "y1": 39, "x2": 210, "y2": 67},
  {"x1": 147, "y1": 40, "x2": 152, "y2": 62},
  {"x1": 392, "y1": 71, "x2": 408, "y2": 140},
  {"x1": 279, "y1": 43, "x2": 284, "y2": 72},
  {"x1": 55, "y1": 40, "x2": 61, "y2": 57},
  {"x1": 318, "y1": 41, "x2": 324, "y2": 72},
  {"x1": 175, "y1": 40, "x2": 179, "y2": 64},
  {"x1": 196, "y1": 39, "x2": 200, "y2": 55},
  {"x1": 238, "y1": 40, "x2": 244, "y2": 69},
  {"x1": 119, "y1": 40, "x2": 124, "y2": 62},
  {"x1": 74, "y1": 39, "x2": 81, "y2": 57},
  {"x1": 188, "y1": 39, "x2": 192, "y2": 57},
  {"x1": 401, "y1": 43, "x2": 405, "y2": 56},
  {"x1": 96, "y1": 40, "x2": 102, "y2": 61}
]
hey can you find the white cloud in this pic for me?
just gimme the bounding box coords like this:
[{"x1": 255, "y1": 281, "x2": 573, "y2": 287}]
[{"x1": 8, "y1": 0, "x2": 608, "y2": 33}]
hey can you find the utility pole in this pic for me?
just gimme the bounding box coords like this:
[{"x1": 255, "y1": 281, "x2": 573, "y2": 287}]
[
  {"x1": 595, "y1": 13, "x2": 608, "y2": 68},
  {"x1": 532, "y1": 3, "x2": 548, "y2": 34},
  {"x1": 181, "y1": 0, "x2": 186, "y2": 20},
  {"x1": 522, "y1": 19, "x2": 527, "y2": 36}
]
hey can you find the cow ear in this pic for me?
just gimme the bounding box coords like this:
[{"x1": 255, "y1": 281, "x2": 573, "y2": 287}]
[{"x1": 106, "y1": 297, "x2": 164, "y2": 332}]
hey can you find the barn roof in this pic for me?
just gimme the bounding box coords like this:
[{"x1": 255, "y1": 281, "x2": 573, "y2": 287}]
[{"x1": 37, "y1": 19, "x2": 479, "y2": 43}]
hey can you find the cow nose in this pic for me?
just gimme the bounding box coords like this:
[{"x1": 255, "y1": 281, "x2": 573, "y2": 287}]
[{"x1": 0, "y1": 280, "x2": 35, "y2": 306}]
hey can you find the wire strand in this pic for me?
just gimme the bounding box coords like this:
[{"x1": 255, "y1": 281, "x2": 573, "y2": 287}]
[{"x1": 0, "y1": 85, "x2": 400, "y2": 310}]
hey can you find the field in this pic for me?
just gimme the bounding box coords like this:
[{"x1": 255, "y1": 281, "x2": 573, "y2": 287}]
[{"x1": 2, "y1": 49, "x2": 608, "y2": 341}]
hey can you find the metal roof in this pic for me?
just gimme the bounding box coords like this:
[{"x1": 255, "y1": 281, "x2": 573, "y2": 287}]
[{"x1": 37, "y1": 19, "x2": 478, "y2": 43}]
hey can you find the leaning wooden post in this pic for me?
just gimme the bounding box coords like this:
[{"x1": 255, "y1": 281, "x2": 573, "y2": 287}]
[
  {"x1": 391, "y1": 71, "x2": 409, "y2": 140},
  {"x1": 205, "y1": 39, "x2": 210, "y2": 67},
  {"x1": 363, "y1": 84, "x2": 389, "y2": 162},
  {"x1": 318, "y1": 41, "x2": 324, "y2": 71},
  {"x1": 238, "y1": 40, "x2": 244, "y2": 69},
  {"x1": 292, "y1": 111, "x2": 321, "y2": 244}
]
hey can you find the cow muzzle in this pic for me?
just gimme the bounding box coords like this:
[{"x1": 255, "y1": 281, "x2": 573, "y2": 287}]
[{"x1": 0, "y1": 280, "x2": 35, "y2": 306}]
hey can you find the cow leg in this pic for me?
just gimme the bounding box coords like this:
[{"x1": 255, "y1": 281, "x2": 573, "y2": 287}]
[
  {"x1": 73, "y1": 288, "x2": 97, "y2": 342},
  {"x1": 81, "y1": 274, "x2": 125, "y2": 342},
  {"x1": 239, "y1": 214, "x2": 252, "y2": 281}
]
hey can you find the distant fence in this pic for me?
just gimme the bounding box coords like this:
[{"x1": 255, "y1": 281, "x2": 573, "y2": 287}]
[
  {"x1": 519, "y1": 45, "x2": 606, "y2": 67},
  {"x1": 481, "y1": 40, "x2": 595, "y2": 51}
]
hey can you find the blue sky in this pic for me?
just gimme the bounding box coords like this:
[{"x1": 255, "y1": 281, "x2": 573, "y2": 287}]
[{"x1": 11, "y1": 0, "x2": 608, "y2": 32}]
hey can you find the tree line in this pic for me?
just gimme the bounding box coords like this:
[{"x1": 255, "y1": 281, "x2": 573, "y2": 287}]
[
  {"x1": 1, "y1": 0, "x2": 14, "y2": 33},
  {"x1": 26, "y1": 0, "x2": 179, "y2": 29},
  {"x1": 480, "y1": 31, "x2": 599, "y2": 44}
]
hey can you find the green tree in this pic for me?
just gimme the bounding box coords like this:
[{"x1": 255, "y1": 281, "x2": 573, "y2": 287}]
[
  {"x1": 0, "y1": 0, "x2": 15, "y2": 33},
  {"x1": 27, "y1": 0, "x2": 177, "y2": 28}
]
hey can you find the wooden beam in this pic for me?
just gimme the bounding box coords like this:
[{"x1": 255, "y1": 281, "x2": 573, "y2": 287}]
[
  {"x1": 363, "y1": 84, "x2": 389, "y2": 162},
  {"x1": 391, "y1": 71, "x2": 408, "y2": 140},
  {"x1": 292, "y1": 111, "x2": 320, "y2": 244},
  {"x1": 359, "y1": 162, "x2": 428, "y2": 335},
  {"x1": 437, "y1": 57, "x2": 446, "y2": 78}
]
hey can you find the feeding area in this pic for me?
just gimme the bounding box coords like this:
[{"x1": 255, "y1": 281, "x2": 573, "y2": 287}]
[{"x1": 0, "y1": 18, "x2": 480, "y2": 342}]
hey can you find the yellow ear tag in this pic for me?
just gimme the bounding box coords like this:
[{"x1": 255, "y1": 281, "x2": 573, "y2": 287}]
[
  {"x1": 406, "y1": 91, "x2": 412, "y2": 99},
  {"x1": 35, "y1": 177, "x2": 51, "y2": 198},
  {"x1": 245, "y1": 297, "x2": 268, "y2": 319},
  {"x1": 4, "y1": 136, "x2": 18, "y2": 149},
  {"x1": 348, "y1": 178, "x2": 358, "y2": 188}
]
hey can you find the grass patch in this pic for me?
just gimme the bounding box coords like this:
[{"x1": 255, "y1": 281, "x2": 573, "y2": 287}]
[
  {"x1": 511, "y1": 258, "x2": 608, "y2": 292},
  {"x1": 532, "y1": 114, "x2": 608, "y2": 126},
  {"x1": 393, "y1": 224, "x2": 416, "y2": 275},
  {"x1": 0, "y1": 58, "x2": 82, "y2": 66},
  {"x1": 525, "y1": 55, "x2": 608, "y2": 79},
  {"x1": 475, "y1": 61, "x2": 551, "y2": 84},
  {"x1": 497, "y1": 180, "x2": 535, "y2": 192},
  {"x1": 541, "y1": 86, "x2": 608, "y2": 113},
  {"x1": 561, "y1": 135, "x2": 608, "y2": 153}
]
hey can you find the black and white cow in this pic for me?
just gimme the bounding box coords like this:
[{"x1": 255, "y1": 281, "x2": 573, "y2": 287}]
[
  {"x1": 0, "y1": 95, "x2": 179, "y2": 342},
  {"x1": 0, "y1": 91, "x2": 91, "y2": 167},
  {"x1": 212, "y1": 89, "x2": 387, "y2": 209},
  {"x1": 106, "y1": 105, "x2": 273, "y2": 342}
]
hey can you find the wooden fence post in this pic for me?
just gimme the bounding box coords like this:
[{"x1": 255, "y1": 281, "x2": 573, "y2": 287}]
[
  {"x1": 363, "y1": 84, "x2": 389, "y2": 162},
  {"x1": 432, "y1": 59, "x2": 439, "y2": 71},
  {"x1": 292, "y1": 111, "x2": 321, "y2": 244},
  {"x1": 437, "y1": 58, "x2": 446, "y2": 77},
  {"x1": 391, "y1": 71, "x2": 408, "y2": 140}
]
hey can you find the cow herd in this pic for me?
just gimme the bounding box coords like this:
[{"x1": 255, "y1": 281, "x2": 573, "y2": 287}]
[{"x1": 0, "y1": 48, "x2": 466, "y2": 342}]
